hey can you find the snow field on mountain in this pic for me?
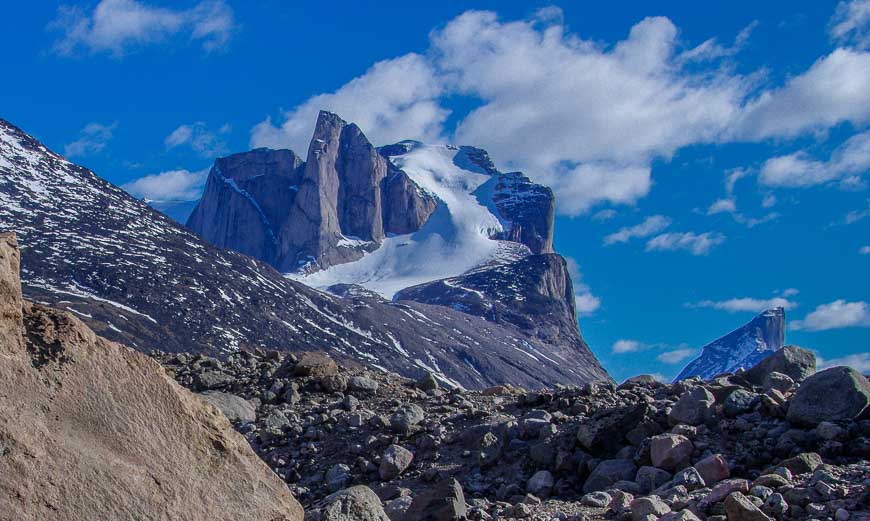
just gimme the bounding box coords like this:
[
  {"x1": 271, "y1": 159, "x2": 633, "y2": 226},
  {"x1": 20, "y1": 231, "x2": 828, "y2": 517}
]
[{"x1": 291, "y1": 144, "x2": 513, "y2": 298}]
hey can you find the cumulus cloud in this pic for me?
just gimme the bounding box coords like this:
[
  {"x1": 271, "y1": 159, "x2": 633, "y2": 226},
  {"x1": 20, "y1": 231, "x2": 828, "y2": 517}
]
[
  {"x1": 250, "y1": 7, "x2": 870, "y2": 216},
  {"x1": 861, "y1": 245, "x2": 870, "y2": 254},
  {"x1": 612, "y1": 339, "x2": 644, "y2": 354},
  {"x1": 49, "y1": 0, "x2": 236, "y2": 56},
  {"x1": 689, "y1": 296, "x2": 797, "y2": 313},
  {"x1": 250, "y1": 54, "x2": 447, "y2": 155},
  {"x1": 791, "y1": 299, "x2": 870, "y2": 331},
  {"x1": 818, "y1": 352, "x2": 870, "y2": 372},
  {"x1": 64, "y1": 122, "x2": 117, "y2": 157},
  {"x1": 565, "y1": 257, "x2": 601, "y2": 316},
  {"x1": 830, "y1": 0, "x2": 870, "y2": 49},
  {"x1": 122, "y1": 168, "x2": 208, "y2": 203},
  {"x1": 603, "y1": 215, "x2": 671, "y2": 245},
  {"x1": 165, "y1": 122, "x2": 229, "y2": 157},
  {"x1": 657, "y1": 348, "x2": 697, "y2": 364},
  {"x1": 760, "y1": 130, "x2": 870, "y2": 188},
  {"x1": 734, "y1": 49, "x2": 870, "y2": 140},
  {"x1": 645, "y1": 231, "x2": 725, "y2": 255}
]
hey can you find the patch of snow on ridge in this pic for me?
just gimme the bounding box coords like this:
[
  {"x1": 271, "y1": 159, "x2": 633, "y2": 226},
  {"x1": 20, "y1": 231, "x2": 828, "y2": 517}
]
[{"x1": 290, "y1": 143, "x2": 512, "y2": 298}]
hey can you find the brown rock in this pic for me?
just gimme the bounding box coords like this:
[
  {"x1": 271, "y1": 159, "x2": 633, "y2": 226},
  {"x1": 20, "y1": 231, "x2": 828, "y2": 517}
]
[
  {"x1": 0, "y1": 233, "x2": 302, "y2": 521},
  {"x1": 650, "y1": 434, "x2": 693, "y2": 470},
  {"x1": 294, "y1": 351, "x2": 339, "y2": 377}
]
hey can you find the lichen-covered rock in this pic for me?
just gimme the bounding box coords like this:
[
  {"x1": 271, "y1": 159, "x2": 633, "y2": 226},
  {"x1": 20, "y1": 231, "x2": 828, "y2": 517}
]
[{"x1": 306, "y1": 485, "x2": 390, "y2": 521}]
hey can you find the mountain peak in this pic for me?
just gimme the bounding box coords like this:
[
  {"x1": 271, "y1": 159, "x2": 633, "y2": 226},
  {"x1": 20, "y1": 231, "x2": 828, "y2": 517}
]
[{"x1": 675, "y1": 307, "x2": 786, "y2": 381}]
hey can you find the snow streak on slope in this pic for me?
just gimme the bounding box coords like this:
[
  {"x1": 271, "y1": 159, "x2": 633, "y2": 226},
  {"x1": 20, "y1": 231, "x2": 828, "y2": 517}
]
[{"x1": 292, "y1": 143, "x2": 524, "y2": 298}]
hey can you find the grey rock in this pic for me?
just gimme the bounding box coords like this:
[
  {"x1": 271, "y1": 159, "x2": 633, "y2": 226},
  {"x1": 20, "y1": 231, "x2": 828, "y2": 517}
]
[
  {"x1": 403, "y1": 478, "x2": 467, "y2": 521},
  {"x1": 320, "y1": 374, "x2": 348, "y2": 393},
  {"x1": 694, "y1": 454, "x2": 729, "y2": 485},
  {"x1": 743, "y1": 346, "x2": 816, "y2": 385},
  {"x1": 583, "y1": 459, "x2": 637, "y2": 494},
  {"x1": 630, "y1": 496, "x2": 670, "y2": 520},
  {"x1": 786, "y1": 366, "x2": 870, "y2": 425},
  {"x1": 671, "y1": 467, "x2": 705, "y2": 491},
  {"x1": 762, "y1": 372, "x2": 794, "y2": 393},
  {"x1": 307, "y1": 485, "x2": 390, "y2": 521},
  {"x1": 196, "y1": 371, "x2": 233, "y2": 390},
  {"x1": 325, "y1": 464, "x2": 352, "y2": 493},
  {"x1": 725, "y1": 491, "x2": 772, "y2": 521},
  {"x1": 650, "y1": 434, "x2": 693, "y2": 470},
  {"x1": 390, "y1": 404, "x2": 425, "y2": 433},
  {"x1": 349, "y1": 376, "x2": 380, "y2": 394},
  {"x1": 668, "y1": 387, "x2": 715, "y2": 426},
  {"x1": 724, "y1": 389, "x2": 759, "y2": 417},
  {"x1": 581, "y1": 491, "x2": 611, "y2": 508},
  {"x1": 526, "y1": 470, "x2": 554, "y2": 498},
  {"x1": 197, "y1": 391, "x2": 256, "y2": 423},
  {"x1": 379, "y1": 445, "x2": 414, "y2": 481},
  {"x1": 635, "y1": 466, "x2": 672, "y2": 493}
]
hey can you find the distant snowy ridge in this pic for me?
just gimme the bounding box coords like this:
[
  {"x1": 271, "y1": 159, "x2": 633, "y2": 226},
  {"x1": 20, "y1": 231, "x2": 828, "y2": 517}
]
[{"x1": 675, "y1": 307, "x2": 786, "y2": 381}]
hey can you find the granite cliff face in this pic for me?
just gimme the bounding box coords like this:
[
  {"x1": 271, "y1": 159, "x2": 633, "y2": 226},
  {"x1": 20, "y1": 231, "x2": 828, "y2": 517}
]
[
  {"x1": 0, "y1": 233, "x2": 303, "y2": 521},
  {"x1": 0, "y1": 117, "x2": 610, "y2": 389},
  {"x1": 675, "y1": 307, "x2": 786, "y2": 381},
  {"x1": 188, "y1": 111, "x2": 437, "y2": 272}
]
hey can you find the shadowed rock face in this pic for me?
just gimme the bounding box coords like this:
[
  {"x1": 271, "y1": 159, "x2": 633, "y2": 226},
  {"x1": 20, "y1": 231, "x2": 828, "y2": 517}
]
[
  {"x1": 190, "y1": 111, "x2": 437, "y2": 273},
  {"x1": 0, "y1": 233, "x2": 303, "y2": 521}
]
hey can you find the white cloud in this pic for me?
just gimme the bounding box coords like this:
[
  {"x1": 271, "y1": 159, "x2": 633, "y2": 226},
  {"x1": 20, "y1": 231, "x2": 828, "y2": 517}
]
[
  {"x1": 734, "y1": 49, "x2": 870, "y2": 140},
  {"x1": 791, "y1": 299, "x2": 870, "y2": 331},
  {"x1": 603, "y1": 215, "x2": 671, "y2": 245},
  {"x1": 818, "y1": 352, "x2": 870, "y2": 372},
  {"x1": 657, "y1": 348, "x2": 696, "y2": 364},
  {"x1": 690, "y1": 296, "x2": 797, "y2": 313},
  {"x1": 64, "y1": 122, "x2": 117, "y2": 157},
  {"x1": 707, "y1": 198, "x2": 737, "y2": 215},
  {"x1": 165, "y1": 122, "x2": 228, "y2": 157},
  {"x1": 121, "y1": 168, "x2": 208, "y2": 203},
  {"x1": 250, "y1": 53, "x2": 447, "y2": 155},
  {"x1": 250, "y1": 8, "x2": 870, "y2": 216},
  {"x1": 612, "y1": 339, "x2": 644, "y2": 354},
  {"x1": 830, "y1": 0, "x2": 870, "y2": 49},
  {"x1": 565, "y1": 257, "x2": 601, "y2": 316},
  {"x1": 762, "y1": 194, "x2": 777, "y2": 208},
  {"x1": 782, "y1": 288, "x2": 800, "y2": 297},
  {"x1": 49, "y1": 0, "x2": 235, "y2": 56},
  {"x1": 760, "y1": 130, "x2": 870, "y2": 188},
  {"x1": 860, "y1": 245, "x2": 870, "y2": 254},
  {"x1": 591, "y1": 209, "x2": 617, "y2": 221},
  {"x1": 645, "y1": 231, "x2": 725, "y2": 255}
]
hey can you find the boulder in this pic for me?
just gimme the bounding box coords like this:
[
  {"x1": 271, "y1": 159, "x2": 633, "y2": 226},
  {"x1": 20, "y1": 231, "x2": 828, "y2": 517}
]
[
  {"x1": 527, "y1": 470, "x2": 554, "y2": 498},
  {"x1": 307, "y1": 485, "x2": 390, "y2": 521},
  {"x1": 325, "y1": 464, "x2": 352, "y2": 493},
  {"x1": 762, "y1": 372, "x2": 794, "y2": 393},
  {"x1": 380, "y1": 445, "x2": 414, "y2": 481},
  {"x1": 197, "y1": 391, "x2": 257, "y2": 423},
  {"x1": 635, "y1": 466, "x2": 672, "y2": 493},
  {"x1": 743, "y1": 346, "x2": 816, "y2": 385},
  {"x1": 724, "y1": 491, "x2": 773, "y2": 521},
  {"x1": 320, "y1": 374, "x2": 348, "y2": 393},
  {"x1": 403, "y1": 479, "x2": 467, "y2": 521},
  {"x1": 774, "y1": 452, "x2": 823, "y2": 476},
  {"x1": 694, "y1": 454, "x2": 729, "y2": 485},
  {"x1": 650, "y1": 434, "x2": 693, "y2": 470},
  {"x1": 349, "y1": 375, "x2": 380, "y2": 394},
  {"x1": 630, "y1": 497, "x2": 671, "y2": 520},
  {"x1": 391, "y1": 404, "x2": 425, "y2": 434},
  {"x1": 786, "y1": 366, "x2": 870, "y2": 426},
  {"x1": 668, "y1": 387, "x2": 715, "y2": 426},
  {"x1": 724, "y1": 389, "x2": 759, "y2": 417},
  {"x1": 583, "y1": 459, "x2": 637, "y2": 493},
  {"x1": 294, "y1": 352, "x2": 339, "y2": 378}
]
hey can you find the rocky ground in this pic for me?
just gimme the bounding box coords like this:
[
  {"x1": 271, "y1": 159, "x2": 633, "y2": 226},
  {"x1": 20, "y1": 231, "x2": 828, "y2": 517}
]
[{"x1": 153, "y1": 346, "x2": 870, "y2": 521}]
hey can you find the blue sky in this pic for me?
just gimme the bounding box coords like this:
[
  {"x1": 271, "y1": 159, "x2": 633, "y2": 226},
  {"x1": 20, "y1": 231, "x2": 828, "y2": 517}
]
[{"x1": 1, "y1": 0, "x2": 869, "y2": 381}]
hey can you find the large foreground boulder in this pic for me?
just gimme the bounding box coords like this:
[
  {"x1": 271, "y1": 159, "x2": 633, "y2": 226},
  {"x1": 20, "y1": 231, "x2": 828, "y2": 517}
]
[
  {"x1": 786, "y1": 366, "x2": 870, "y2": 426},
  {"x1": 0, "y1": 233, "x2": 302, "y2": 521}
]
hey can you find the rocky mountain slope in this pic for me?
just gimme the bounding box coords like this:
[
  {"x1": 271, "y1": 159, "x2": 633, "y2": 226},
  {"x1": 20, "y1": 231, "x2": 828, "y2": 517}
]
[
  {"x1": 0, "y1": 117, "x2": 609, "y2": 389},
  {"x1": 154, "y1": 343, "x2": 870, "y2": 521},
  {"x1": 0, "y1": 233, "x2": 303, "y2": 521},
  {"x1": 675, "y1": 308, "x2": 786, "y2": 382}
]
